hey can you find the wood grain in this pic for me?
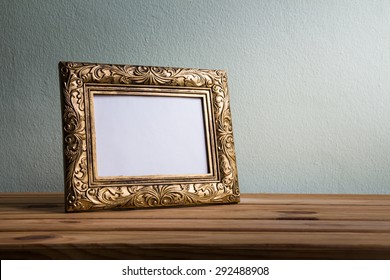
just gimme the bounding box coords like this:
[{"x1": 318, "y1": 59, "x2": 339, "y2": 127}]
[{"x1": 1, "y1": 193, "x2": 390, "y2": 259}]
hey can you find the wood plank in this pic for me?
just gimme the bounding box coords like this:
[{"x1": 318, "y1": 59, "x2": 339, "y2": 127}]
[
  {"x1": 2, "y1": 193, "x2": 390, "y2": 259},
  {"x1": 1, "y1": 219, "x2": 390, "y2": 233},
  {"x1": 2, "y1": 193, "x2": 390, "y2": 206},
  {"x1": 1, "y1": 204, "x2": 390, "y2": 221},
  {"x1": 242, "y1": 193, "x2": 390, "y2": 206},
  {"x1": 1, "y1": 231, "x2": 390, "y2": 259},
  {"x1": 1, "y1": 245, "x2": 389, "y2": 260},
  {"x1": 2, "y1": 230, "x2": 390, "y2": 246}
]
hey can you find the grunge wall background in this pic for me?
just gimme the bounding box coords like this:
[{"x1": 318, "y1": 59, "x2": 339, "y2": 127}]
[{"x1": 1, "y1": 0, "x2": 390, "y2": 193}]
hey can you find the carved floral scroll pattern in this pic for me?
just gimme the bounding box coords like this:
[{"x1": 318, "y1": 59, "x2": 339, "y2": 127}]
[{"x1": 60, "y1": 63, "x2": 239, "y2": 211}]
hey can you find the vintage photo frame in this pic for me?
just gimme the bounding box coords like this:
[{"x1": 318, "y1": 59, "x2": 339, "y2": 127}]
[{"x1": 59, "y1": 62, "x2": 239, "y2": 211}]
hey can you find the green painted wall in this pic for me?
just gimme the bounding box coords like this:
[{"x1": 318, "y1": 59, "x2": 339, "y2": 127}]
[{"x1": 1, "y1": 0, "x2": 390, "y2": 193}]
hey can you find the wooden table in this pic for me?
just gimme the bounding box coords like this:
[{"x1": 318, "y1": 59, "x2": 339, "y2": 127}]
[{"x1": 1, "y1": 193, "x2": 390, "y2": 259}]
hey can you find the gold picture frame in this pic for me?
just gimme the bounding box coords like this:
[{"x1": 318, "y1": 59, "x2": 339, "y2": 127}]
[{"x1": 59, "y1": 62, "x2": 239, "y2": 212}]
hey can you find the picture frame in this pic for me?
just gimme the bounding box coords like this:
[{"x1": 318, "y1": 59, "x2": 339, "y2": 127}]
[{"x1": 59, "y1": 62, "x2": 239, "y2": 212}]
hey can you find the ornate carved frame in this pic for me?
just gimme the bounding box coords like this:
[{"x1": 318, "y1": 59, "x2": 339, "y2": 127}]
[{"x1": 59, "y1": 62, "x2": 239, "y2": 212}]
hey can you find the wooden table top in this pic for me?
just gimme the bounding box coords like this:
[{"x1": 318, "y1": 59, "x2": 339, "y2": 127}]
[{"x1": 1, "y1": 193, "x2": 390, "y2": 259}]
